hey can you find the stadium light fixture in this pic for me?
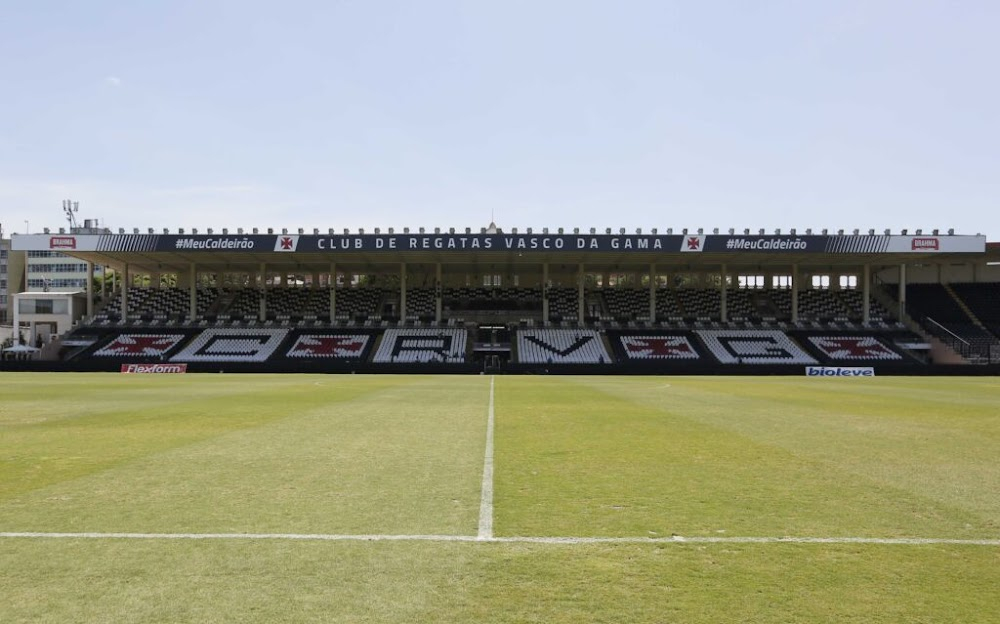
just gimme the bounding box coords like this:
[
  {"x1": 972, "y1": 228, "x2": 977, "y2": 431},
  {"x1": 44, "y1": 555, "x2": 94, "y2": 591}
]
[
  {"x1": 606, "y1": 228, "x2": 612, "y2": 234},
  {"x1": 527, "y1": 228, "x2": 533, "y2": 234},
  {"x1": 915, "y1": 229, "x2": 922, "y2": 235},
  {"x1": 728, "y1": 228, "x2": 734, "y2": 235},
  {"x1": 589, "y1": 228, "x2": 595, "y2": 234},
  {"x1": 651, "y1": 228, "x2": 657, "y2": 234},
  {"x1": 558, "y1": 228, "x2": 564, "y2": 234},
  {"x1": 868, "y1": 229, "x2": 875, "y2": 235},
  {"x1": 237, "y1": 228, "x2": 243, "y2": 234},
  {"x1": 805, "y1": 229, "x2": 811, "y2": 235},
  {"x1": 948, "y1": 228, "x2": 954, "y2": 235},
  {"x1": 327, "y1": 228, "x2": 333, "y2": 235},
  {"x1": 837, "y1": 229, "x2": 844, "y2": 235},
  {"x1": 207, "y1": 228, "x2": 213, "y2": 234},
  {"x1": 713, "y1": 228, "x2": 719, "y2": 234},
  {"x1": 268, "y1": 228, "x2": 274, "y2": 234},
  {"x1": 697, "y1": 228, "x2": 703, "y2": 235},
  {"x1": 758, "y1": 229, "x2": 765, "y2": 235},
  {"x1": 359, "y1": 228, "x2": 364, "y2": 234},
  {"x1": 884, "y1": 229, "x2": 890, "y2": 235},
  {"x1": 636, "y1": 228, "x2": 642, "y2": 234},
  {"x1": 682, "y1": 228, "x2": 688, "y2": 235},
  {"x1": 313, "y1": 228, "x2": 319, "y2": 235},
  {"x1": 790, "y1": 228, "x2": 796, "y2": 235},
  {"x1": 343, "y1": 229, "x2": 349, "y2": 235},
  {"x1": 192, "y1": 228, "x2": 198, "y2": 235},
  {"x1": 853, "y1": 229, "x2": 859, "y2": 235},
  {"x1": 744, "y1": 228, "x2": 750, "y2": 235},
  {"x1": 281, "y1": 228, "x2": 287, "y2": 234},
  {"x1": 901, "y1": 229, "x2": 907, "y2": 235},
  {"x1": 44, "y1": 227, "x2": 51, "y2": 234},
  {"x1": 511, "y1": 228, "x2": 517, "y2": 234},
  {"x1": 667, "y1": 228, "x2": 672, "y2": 234},
  {"x1": 164, "y1": 228, "x2": 170, "y2": 234},
  {"x1": 619, "y1": 228, "x2": 626, "y2": 234},
  {"x1": 774, "y1": 229, "x2": 781, "y2": 235},
  {"x1": 253, "y1": 228, "x2": 259, "y2": 234},
  {"x1": 932, "y1": 229, "x2": 939, "y2": 235},
  {"x1": 821, "y1": 229, "x2": 827, "y2": 235},
  {"x1": 543, "y1": 228, "x2": 549, "y2": 234},
  {"x1": 179, "y1": 228, "x2": 185, "y2": 234},
  {"x1": 465, "y1": 228, "x2": 471, "y2": 234},
  {"x1": 149, "y1": 228, "x2": 155, "y2": 234},
  {"x1": 374, "y1": 228, "x2": 380, "y2": 234},
  {"x1": 574, "y1": 228, "x2": 580, "y2": 234}
]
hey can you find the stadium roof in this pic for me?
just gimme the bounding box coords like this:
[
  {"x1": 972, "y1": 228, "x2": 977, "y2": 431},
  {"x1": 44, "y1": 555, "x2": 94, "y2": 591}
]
[{"x1": 12, "y1": 230, "x2": 993, "y2": 275}]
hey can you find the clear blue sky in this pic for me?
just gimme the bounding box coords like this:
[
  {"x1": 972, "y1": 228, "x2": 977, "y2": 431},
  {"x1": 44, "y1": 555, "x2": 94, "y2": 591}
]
[{"x1": 2, "y1": 1, "x2": 997, "y2": 238}]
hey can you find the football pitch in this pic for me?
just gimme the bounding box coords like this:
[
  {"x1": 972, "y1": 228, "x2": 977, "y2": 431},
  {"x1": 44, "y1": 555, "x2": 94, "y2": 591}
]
[{"x1": 1, "y1": 373, "x2": 998, "y2": 623}]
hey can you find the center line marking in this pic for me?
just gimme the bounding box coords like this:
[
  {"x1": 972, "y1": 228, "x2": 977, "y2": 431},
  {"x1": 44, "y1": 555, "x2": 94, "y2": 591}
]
[{"x1": 478, "y1": 375, "x2": 496, "y2": 540}]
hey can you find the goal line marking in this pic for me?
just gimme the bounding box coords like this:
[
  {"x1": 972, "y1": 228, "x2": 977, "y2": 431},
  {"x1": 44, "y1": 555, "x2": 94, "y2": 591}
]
[
  {"x1": 477, "y1": 375, "x2": 495, "y2": 540},
  {"x1": 2, "y1": 532, "x2": 998, "y2": 546}
]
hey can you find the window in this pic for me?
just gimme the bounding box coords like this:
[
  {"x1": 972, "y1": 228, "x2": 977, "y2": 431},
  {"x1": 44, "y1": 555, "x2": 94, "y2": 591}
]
[
  {"x1": 772, "y1": 275, "x2": 792, "y2": 289},
  {"x1": 839, "y1": 275, "x2": 858, "y2": 289},
  {"x1": 739, "y1": 275, "x2": 765, "y2": 289},
  {"x1": 812, "y1": 275, "x2": 831, "y2": 289}
]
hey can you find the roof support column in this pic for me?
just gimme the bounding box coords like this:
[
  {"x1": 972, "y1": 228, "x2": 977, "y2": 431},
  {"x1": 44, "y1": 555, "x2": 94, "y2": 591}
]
[
  {"x1": 649, "y1": 263, "x2": 656, "y2": 322},
  {"x1": 435, "y1": 263, "x2": 442, "y2": 324},
  {"x1": 720, "y1": 263, "x2": 728, "y2": 323},
  {"x1": 86, "y1": 261, "x2": 94, "y2": 318},
  {"x1": 400, "y1": 262, "x2": 407, "y2": 320},
  {"x1": 329, "y1": 263, "x2": 337, "y2": 322},
  {"x1": 578, "y1": 263, "x2": 585, "y2": 325},
  {"x1": 189, "y1": 263, "x2": 197, "y2": 321},
  {"x1": 862, "y1": 263, "x2": 871, "y2": 324},
  {"x1": 542, "y1": 263, "x2": 549, "y2": 324},
  {"x1": 791, "y1": 264, "x2": 799, "y2": 323},
  {"x1": 121, "y1": 262, "x2": 129, "y2": 324},
  {"x1": 898, "y1": 263, "x2": 907, "y2": 321},
  {"x1": 258, "y1": 263, "x2": 266, "y2": 322}
]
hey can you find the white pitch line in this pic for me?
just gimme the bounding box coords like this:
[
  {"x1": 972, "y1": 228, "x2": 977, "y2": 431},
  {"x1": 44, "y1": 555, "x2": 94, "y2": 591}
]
[
  {"x1": 477, "y1": 375, "x2": 496, "y2": 540},
  {"x1": 1, "y1": 532, "x2": 998, "y2": 546}
]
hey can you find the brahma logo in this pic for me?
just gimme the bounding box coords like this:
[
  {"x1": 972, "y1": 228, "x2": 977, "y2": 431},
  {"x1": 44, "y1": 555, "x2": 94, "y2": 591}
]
[
  {"x1": 121, "y1": 363, "x2": 188, "y2": 374},
  {"x1": 49, "y1": 236, "x2": 77, "y2": 249},
  {"x1": 681, "y1": 235, "x2": 705, "y2": 252},
  {"x1": 274, "y1": 235, "x2": 299, "y2": 252},
  {"x1": 911, "y1": 237, "x2": 939, "y2": 251}
]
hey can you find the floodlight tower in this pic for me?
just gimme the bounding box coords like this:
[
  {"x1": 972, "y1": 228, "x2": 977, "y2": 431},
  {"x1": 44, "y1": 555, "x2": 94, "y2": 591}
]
[{"x1": 62, "y1": 199, "x2": 80, "y2": 230}]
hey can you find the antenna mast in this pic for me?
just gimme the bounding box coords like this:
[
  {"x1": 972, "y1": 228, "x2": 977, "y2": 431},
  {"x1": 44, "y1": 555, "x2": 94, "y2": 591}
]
[{"x1": 62, "y1": 199, "x2": 80, "y2": 230}]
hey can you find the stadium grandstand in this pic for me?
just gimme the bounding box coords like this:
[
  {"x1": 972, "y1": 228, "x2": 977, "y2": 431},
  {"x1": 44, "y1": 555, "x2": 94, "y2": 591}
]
[{"x1": 4, "y1": 224, "x2": 1000, "y2": 373}]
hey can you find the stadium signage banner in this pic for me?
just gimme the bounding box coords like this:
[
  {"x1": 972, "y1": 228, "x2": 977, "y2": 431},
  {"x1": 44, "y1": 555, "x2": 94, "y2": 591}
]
[
  {"x1": 120, "y1": 363, "x2": 188, "y2": 374},
  {"x1": 805, "y1": 366, "x2": 875, "y2": 377},
  {"x1": 12, "y1": 233, "x2": 987, "y2": 254}
]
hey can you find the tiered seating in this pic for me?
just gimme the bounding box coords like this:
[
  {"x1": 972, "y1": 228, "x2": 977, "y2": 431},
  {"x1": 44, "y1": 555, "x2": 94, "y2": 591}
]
[
  {"x1": 404, "y1": 288, "x2": 436, "y2": 318},
  {"x1": 92, "y1": 332, "x2": 189, "y2": 358},
  {"x1": 547, "y1": 288, "x2": 579, "y2": 320},
  {"x1": 372, "y1": 328, "x2": 467, "y2": 363},
  {"x1": 92, "y1": 287, "x2": 218, "y2": 323},
  {"x1": 695, "y1": 329, "x2": 817, "y2": 364},
  {"x1": 170, "y1": 328, "x2": 289, "y2": 362},
  {"x1": 951, "y1": 282, "x2": 1000, "y2": 339},
  {"x1": 516, "y1": 329, "x2": 610, "y2": 364},
  {"x1": 616, "y1": 333, "x2": 700, "y2": 360},
  {"x1": 904, "y1": 283, "x2": 998, "y2": 360},
  {"x1": 675, "y1": 289, "x2": 720, "y2": 320},
  {"x1": 654, "y1": 288, "x2": 683, "y2": 320},
  {"x1": 602, "y1": 289, "x2": 649, "y2": 320},
  {"x1": 837, "y1": 290, "x2": 893, "y2": 322},
  {"x1": 442, "y1": 287, "x2": 541, "y2": 312},
  {"x1": 334, "y1": 288, "x2": 384, "y2": 320},
  {"x1": 805, "y1": 335, "x2": 903, "y2": 361},
  {"x1": 725, "y1": 289, "x2": 757, "y2": 320},
  {"x1": 285, "y1": 333, "x2": 372, "y2": 360}
]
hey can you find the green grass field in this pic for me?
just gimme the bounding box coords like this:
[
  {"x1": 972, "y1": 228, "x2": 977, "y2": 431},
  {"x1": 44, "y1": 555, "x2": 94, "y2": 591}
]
[{"x1": 2, "y1": 373, "x2": 999, "y2": 623}]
